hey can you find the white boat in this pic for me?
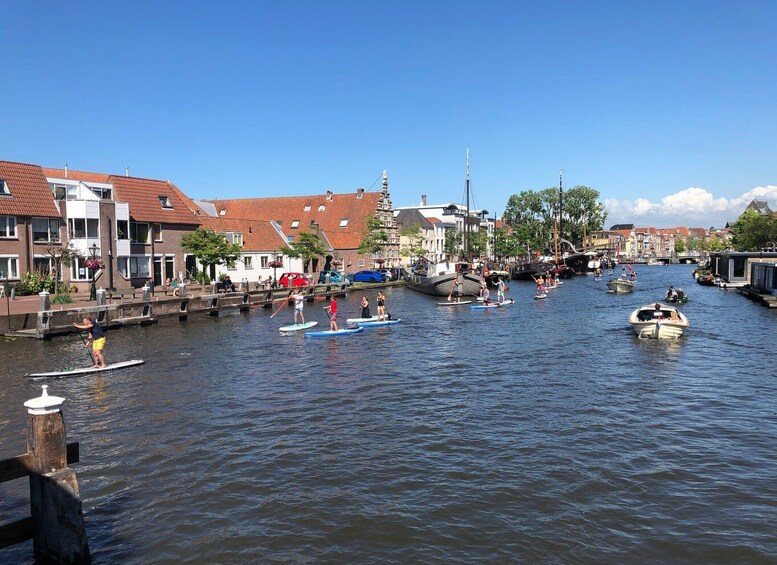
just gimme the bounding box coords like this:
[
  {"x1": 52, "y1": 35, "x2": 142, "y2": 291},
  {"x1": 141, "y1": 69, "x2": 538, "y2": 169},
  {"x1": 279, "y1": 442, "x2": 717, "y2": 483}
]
[
  {"x1": 647, "y1": 259, "x2": 666, "y2": 266},
  {"x1": 628, "y1": 302, "x2": 689, "y2": 339},
  {"x1": 606, "y1": 277, "x2": 635, "y2": 293}
]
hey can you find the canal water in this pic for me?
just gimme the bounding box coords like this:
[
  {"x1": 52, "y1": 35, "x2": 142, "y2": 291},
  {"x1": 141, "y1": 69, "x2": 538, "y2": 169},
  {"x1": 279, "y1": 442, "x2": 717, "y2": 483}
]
[{"x1": 1, "y1": 265, "x2": 775, "y2": 563}]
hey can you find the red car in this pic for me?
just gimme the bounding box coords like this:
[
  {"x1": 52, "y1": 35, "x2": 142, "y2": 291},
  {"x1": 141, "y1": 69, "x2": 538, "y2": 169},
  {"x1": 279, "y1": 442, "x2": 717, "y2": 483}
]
[{"x1": 278, "y1": 272, "x2": 310, "y2": 288}]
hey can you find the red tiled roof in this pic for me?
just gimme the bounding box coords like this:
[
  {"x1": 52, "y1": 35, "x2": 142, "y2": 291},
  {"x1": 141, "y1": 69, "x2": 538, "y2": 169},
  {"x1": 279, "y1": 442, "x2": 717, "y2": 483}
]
[
  {"x1": 201, "y1": 217, "x2": 288, "y2": 251},
  {"x1": 425, "y1": 217, "x2": 441, "y2": 224},
  {"x1": 0, "y1": 160, "x2": 61, "y2": 217},
  {"x1": 109, "y1": 176, "x2": 202, "y2": 225},
  {"x1": 206, "y1": 192, "x2": 383, "y2": 248},
  {"x1": 42, "y1": 167, "x2": 112, "y2": 183}
]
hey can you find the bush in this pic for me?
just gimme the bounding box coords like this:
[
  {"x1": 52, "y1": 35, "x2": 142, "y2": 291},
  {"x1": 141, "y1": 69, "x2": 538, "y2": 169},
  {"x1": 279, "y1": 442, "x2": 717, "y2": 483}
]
[
  {"x1": 13, "y1": 271, "x2": 55, "y2": 296},
  {"x1": 52, "y1": 293, "x2": 73, "y2": 304}
]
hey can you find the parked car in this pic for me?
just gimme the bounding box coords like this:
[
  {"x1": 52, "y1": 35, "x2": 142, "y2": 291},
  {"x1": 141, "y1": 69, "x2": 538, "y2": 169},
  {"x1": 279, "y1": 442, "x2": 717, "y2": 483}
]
[
  {"x1": 317, "y1": 270, "x2": 349, "y2": 284},
  {"x1": 351, "y1": 270, "x2": 386, "y2": 283},
  {"x1": 278, "y1": 272, "x2": 310, "y2": 288},
  {"x1": 377, "y1": 268, "x2": 394, "y2": 280}
]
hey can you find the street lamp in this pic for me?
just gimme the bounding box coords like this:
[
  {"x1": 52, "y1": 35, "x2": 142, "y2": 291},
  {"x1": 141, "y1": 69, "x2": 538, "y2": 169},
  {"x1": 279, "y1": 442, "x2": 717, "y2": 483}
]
[
  {"x1": 268, "y1": 255, "x2": 283, "y2": 289},
  {"x1": 84, "y1": 243, "x2": 100, "y2": 301}
]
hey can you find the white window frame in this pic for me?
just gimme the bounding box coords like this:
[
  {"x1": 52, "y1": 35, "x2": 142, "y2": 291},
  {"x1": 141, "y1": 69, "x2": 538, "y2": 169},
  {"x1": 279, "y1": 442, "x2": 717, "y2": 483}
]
[
  {"x1": 244, "y1": 256, "x2": 253, "y2": 270},
  {"x1": 130, "y1": 222, "x2": 150, "y2": 244},
  {"x1": 0, "y1": 256, "x2": 19, "y2": 279},
  {"x1": 71, "y1": 257, "x2": 92, "y2": 281},
  {"x1": 130, "y1": 256, "x2": 150, "y2": 278},
  {"x1": 117, "y1": 257, "x2": 129, "y2": 278},
  {"x1": 159, "y1": 195, "x2": 173, "y2": 209},
  {"x1": 304, "y1": 205, "x2": 311, "y2": 212},
  {"x1": 32, "y1": 218, "x2": 60, "y2": 243},
  {"x1": 0, "y1": 216, "x2": 17, "y2": 238},
  {"x1": 290, "y1": 220, "x2": 300, "y2": 229},
  {"x1": 339, "y1": 219, "x2": 349, "y2": 227},
  {"x1": 154, "y1": 223, "x2": 163, "y2": 242},
  {"x1": 318, "y1": 205, "x2": 326, "y2": 212},
  {"x1": 0, "y1": 180, "x2": 9, "y2": 196},
  {"x1": 358, "y1": 259, "x2": 365, "y2": 267}
]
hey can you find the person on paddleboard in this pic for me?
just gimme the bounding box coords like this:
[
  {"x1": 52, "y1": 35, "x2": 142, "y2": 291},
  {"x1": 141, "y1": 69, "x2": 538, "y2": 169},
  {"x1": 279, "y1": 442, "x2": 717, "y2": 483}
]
[
  {"x1": 360, "y1": 295, "x2": 371, "y2": 319},
  {"x1": 73, "y1": 315, "x2": 107, "y2": 368},
  {"x1": 496, "y1": 276, "x2": 506, "y2": 303},
  {"x1": 325, "y1": 296, "x2": 338, "y2": 331},
  {"x1": 293, "y1": 288, "x2": 305, "y2": 325},
  {"x1": 377, "y1": 291, "x2": 387, "y2": 321}
]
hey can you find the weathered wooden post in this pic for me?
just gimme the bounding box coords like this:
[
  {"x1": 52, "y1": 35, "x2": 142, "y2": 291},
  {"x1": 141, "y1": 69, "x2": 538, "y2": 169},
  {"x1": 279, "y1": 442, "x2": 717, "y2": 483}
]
[{"x1": 24, "y1": 385, "x2": 90, "y2": 564}]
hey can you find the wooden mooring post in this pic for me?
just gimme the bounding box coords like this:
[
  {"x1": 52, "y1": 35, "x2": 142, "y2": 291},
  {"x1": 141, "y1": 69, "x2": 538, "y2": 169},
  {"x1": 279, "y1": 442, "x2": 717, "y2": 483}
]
[{"x1": 0, "y1": 385, "x2": 90, "y2": 564}]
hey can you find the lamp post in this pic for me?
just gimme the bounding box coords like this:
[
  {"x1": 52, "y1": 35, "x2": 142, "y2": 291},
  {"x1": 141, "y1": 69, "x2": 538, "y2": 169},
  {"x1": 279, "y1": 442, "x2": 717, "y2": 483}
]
[
  {"x1": 85, "y1": 243, "x2": 99, "y2": 301},
  {"x1": 269, "y1": 256, "x2": 283, "y2": 289}
]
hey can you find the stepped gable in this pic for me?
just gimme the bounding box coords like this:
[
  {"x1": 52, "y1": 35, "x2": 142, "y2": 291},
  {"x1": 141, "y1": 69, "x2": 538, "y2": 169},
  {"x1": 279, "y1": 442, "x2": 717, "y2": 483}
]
[
  {"x1": 0, "y1": 160, "x2": 60, "y2": 217},
  {"x1": 207, "y1": 191, "x2": 383, "y2": 248},
  {"x1": 109, "y1": 175, "x2": 203, "y2": 225}
]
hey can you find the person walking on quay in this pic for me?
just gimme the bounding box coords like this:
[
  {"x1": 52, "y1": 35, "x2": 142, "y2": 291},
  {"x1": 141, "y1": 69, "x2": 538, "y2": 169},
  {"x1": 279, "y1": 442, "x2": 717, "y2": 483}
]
[
  {"x1": 73, "y1": 315, "x2": 107, "y2": 368},
  {"x1": 377, "y1": 291, "x2": 387, "y2": 321},
  {"x1": 325, "y1": 296, "x2": 338, "y2": 331},
  {"x1": 360, "y1": 295, "x2": 371, "y2": 319},
  {"x1": 293, "y1": 288, "x2": 305, "y2": 325}
]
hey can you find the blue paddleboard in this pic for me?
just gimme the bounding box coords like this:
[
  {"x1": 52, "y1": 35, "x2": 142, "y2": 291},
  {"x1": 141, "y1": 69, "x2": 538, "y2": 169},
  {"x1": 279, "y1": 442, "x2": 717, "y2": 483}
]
[
  {"x1": 355, "y1": 319, "x2": 401, "y2": 327},
  {"x1": 305, "y1": 327, "x2": 365, "y2": 337}
]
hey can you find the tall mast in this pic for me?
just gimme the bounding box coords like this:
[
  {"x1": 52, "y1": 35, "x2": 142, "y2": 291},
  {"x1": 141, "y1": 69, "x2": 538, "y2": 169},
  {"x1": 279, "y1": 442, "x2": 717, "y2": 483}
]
[
  {"x1": 464, "y1": 146, "x2": 470, "y2": 259},
  {"x1": 559, "y1": 170, "x2": 564, "y2": 241}
]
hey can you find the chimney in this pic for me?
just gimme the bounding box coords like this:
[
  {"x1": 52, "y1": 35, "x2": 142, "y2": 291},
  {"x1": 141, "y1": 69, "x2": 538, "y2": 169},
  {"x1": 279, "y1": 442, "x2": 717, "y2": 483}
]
[
  {"x1": 357, "y1": 188, "x2": 364, "y2": 199},
  {"x1": 125, "y1": 166, "x2": 130, "y2": 177},
  {"x1": 421, "y1": 194, "x2": 427, "y2": 206},
  {"x1": 326, "y1": 190, "x2": 333, "y2": 201},
  {"x1": 64, "y1": 164, "x2": 68, "y2": 178}
]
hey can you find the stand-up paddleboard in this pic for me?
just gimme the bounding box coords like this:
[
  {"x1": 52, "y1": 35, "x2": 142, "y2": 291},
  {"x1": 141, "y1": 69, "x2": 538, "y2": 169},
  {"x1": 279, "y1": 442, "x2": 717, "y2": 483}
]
[
  {"x1": 355, "y1": 319, "x2": 401, "y2": 327},
  {"x1": 279, "y1": 321, "x2": 318, "y2": 332},
  {"x1": 345, "y1": 315, "x2": 379, "y2": 323},
  {"x1": 471, "y1": 299, "x2": 514, "y2": 309},
  {"x1": 26, "y1": 359, "x2": 145, "y2": 378},
  {"x1": 437, "y1": 301, "x2": 473, "y2": 306},
  {"x1": 305, "y1": 326, "x2": 365, "y2": 337},
  {"x1": 534, "y1": 293, "x2": 548, "y2": 300}
]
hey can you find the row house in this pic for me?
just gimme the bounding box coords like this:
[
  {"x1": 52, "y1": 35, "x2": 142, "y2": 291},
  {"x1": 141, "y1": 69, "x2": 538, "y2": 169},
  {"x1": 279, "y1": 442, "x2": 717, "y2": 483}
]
[{"x1": 202, "y1": 171, "x2": 400, "y2": 271}]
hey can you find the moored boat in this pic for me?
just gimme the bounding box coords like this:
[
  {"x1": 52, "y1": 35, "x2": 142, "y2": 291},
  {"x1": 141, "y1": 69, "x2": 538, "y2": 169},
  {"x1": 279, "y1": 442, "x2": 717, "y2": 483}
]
[
  {"x1": 628, "y1": 302, "x2": 689, "y2": 339},
  {"x1": 403, "y1": 262, "x2": 483, "y2": 297}
]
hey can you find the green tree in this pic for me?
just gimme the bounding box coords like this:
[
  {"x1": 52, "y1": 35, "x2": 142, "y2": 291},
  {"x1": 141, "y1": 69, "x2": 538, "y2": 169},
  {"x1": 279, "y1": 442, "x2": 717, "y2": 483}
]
[
  {"x1": 180, "y1": 228, "x2": 243, "y2": 277},
  {"x1": 443, "y1": 228, "x2": 463, "y2": 258},
  {"x1": 731, "y1": 208, "x2": 777, "y2": 251},
  {"x1": 358, "y1": 216, "x2": 389, "y2": 260},
  {"x1": 46, "y1": 241, "x2": 81, "y2": 295},
  {"x1": 400, "y1": 225, "x2": 426, "y2": 262},
  {"x1": 468, "y1": 228, "x2": 489, "y2": 258},
  {"x1": 674, "y1": 238, "x2": 686, "y2": 254},
  {"x1": 281, "y1": 231, "x2": 327, "y2": 273}
]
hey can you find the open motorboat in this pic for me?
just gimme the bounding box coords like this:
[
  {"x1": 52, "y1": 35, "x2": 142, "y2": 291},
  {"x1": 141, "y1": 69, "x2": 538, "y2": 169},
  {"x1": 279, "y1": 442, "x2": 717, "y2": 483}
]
[
  {"x1": 629, "y1": 302, "x2": 689, "y2": 339},
  {"x1": 606, "y1": 277, "x2": 635, "y2": 293}
]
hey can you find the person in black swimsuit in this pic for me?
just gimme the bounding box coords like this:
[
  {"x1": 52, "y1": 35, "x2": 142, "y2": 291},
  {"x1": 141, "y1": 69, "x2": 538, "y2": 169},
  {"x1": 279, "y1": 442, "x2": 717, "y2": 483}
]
[{"x1": 376, "y1": 291, "x2": 386, "y2": 321}]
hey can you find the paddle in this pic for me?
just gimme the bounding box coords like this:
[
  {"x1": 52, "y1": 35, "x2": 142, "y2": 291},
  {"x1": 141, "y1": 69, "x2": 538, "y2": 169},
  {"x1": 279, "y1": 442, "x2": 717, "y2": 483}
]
[
  {"x1": 270, "y1": 294, "x2": 292, "y2": 318},
  {"x1": 76, "y1": 330, "x2": 95, "y2": 365}
]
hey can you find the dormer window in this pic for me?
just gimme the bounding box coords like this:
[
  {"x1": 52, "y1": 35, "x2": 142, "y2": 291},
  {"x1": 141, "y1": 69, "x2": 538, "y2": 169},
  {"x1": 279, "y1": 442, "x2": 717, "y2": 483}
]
[
  {"x1": 304, "y1": 205, "x2": 311, "y2": 212},
  {"x1": 0, "y1": 180, "x2": 9, "y2": 196},
  {"x1": 159, "y1": 195, "x2": 173, "y2": 209},
  {"x1": 290, "y1": 220, "x2": 300, "y2": 229},
  {"x1": 339, "y1": 219, "x2": 349, "y2": 227},
  {"x1": 219, "y1": 209, "x2": 226, "y2": 216},
  {"x1": 318, "y1": 205, "x2": 326, "y2": 212}
]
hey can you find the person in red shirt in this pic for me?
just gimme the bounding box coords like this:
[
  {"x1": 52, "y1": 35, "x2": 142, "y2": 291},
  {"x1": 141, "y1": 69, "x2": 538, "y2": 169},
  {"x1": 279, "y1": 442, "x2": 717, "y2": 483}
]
[{"x1": 325, "y1": 296, "x2": 338, "y2": 331}]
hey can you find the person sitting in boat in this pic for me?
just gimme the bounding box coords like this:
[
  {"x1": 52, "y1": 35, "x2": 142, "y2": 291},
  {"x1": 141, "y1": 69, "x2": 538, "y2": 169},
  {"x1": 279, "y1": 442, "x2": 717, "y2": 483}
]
[
  {"x1": 665, "y1": 286, "x2": 676, "y2": 300},
  {"x1": 669, "y1": 309, "x2": 680, "y2": 321},
  {"x1": 653, "y1": 303, "x2": 663, "y2": 318},
  {"x1": 676, "y1": 288, "x2": 685, "y2": 301}
]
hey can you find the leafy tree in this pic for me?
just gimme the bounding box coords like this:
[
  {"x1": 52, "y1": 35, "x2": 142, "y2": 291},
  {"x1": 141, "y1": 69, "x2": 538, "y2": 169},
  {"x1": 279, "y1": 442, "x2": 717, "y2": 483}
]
[
  {"x1": 674, "y1": 238, "x2": 686, "y2": 254},
  {"x1": 400, "y1": 225, "x2": 426, "y2": 262},
  {"x1": 180, "y1": 228, "x2": 243, "y2": 277},
  {"x1": 731, "y1": 208, "x2": 777, "y2": 251},
  {"x1": 358, "y1": 216, "x2": 389, "y2": 259},
  {"x1": 281, "y1": 231, "x2": 327, "y2": 273},
  {"x1": 443, "y1": 228, "x2": 463, "y2": 258},
  {"x1": 468, "y1": 228, "x2": 489, "y2": 258}
]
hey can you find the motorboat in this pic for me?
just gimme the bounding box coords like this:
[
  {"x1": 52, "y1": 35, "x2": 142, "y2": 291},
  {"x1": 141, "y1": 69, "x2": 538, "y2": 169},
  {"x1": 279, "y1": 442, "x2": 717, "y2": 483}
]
[
  {"x1": 606, "y1": 277, "x2": 635, "y2": 293},
  {"x1": 629, "y1": 302, "x2": 689, "y2": 339}
]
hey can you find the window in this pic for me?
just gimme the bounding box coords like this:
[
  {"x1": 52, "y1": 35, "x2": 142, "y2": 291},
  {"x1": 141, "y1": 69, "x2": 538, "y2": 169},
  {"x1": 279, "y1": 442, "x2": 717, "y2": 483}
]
[
  {"x1": 290, "y1": 220, "x2": 300, "y2": 229},
  {"x1": 304, "y1": 205, "x2": 311, "y2": 212},
  {"x1": 154, "y1": 223, "x2": 162, "y2": 242},
  {"x1": 260, "y1": 256, "x2": 269, "y2": 268},
  {"x1": 165, "y1": 256, "x2": 174, "y2": 280},
  {"x1": 117, "y1": 257, "x2": 129, "y2": 278},
  {"x1": 225, "y1": 232, "x2": 243, "y2": 245},
  {"x1": 0, "y1": 180, "x2": 9, "y2": 195},
  {"x1": 339, "y1": 219, "x2": 349, "y2": 227},
  {"x1": 130, "y1": 222, "x2": 150, "y2": 244},
  {"x1": 0, "y1": 216, "x2": 17, "y2": 238},
  {"x1": 0, "y1": 256, "x2": 19, "y2": 279},
  {"x1": 318, "y1": 205, "x2": 326, "y2": 212},
  {"x1": 244, "y1": 256, "x2": 253, "y2": 270},
  {"x1": 71, "y1": 257, "x2": 93, "y2": 281},
  {"x1": 68, "y1": 218, "x2": 86, "y2": 238},
  {"x1": 130, "y1": 256, "x2": 150, "y2": 277},
  {"x1": 33, "y1": 256, "x2": 55, "y2": 275},
  {"x1": 33, "y1": 218, "x2": 60, "y2": 243},
  {"x1": 117, "y1": 220, "x2": 129, "y2": 240},
  {"x1": 358, "y1": 259, "x2": 365, "y2": 267},
  {"x1": 159, "y1": 195, "x2": 173, "y2": 209},
  {"x1": 88, "y1": 186, "x2": 111, "y2": 200}
]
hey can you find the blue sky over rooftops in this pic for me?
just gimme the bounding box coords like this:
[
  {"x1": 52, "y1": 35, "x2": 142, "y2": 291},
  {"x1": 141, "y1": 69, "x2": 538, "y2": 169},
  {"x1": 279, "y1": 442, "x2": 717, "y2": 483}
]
[{"x1": 2, "y1": 0, "x2": 776, "y2": 228}]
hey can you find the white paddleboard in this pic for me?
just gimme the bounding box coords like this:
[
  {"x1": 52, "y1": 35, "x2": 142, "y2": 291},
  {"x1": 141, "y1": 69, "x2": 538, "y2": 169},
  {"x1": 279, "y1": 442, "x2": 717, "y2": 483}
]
[
  {"x1": 355, "y1": 319, "x2": 401, "y2": 327},
  {"x1": 345, "y1": 315, "x2": 379, "y2": 323},
  {"x1": 279, "y1": 321, "x2": 318, "y2": 332},
  {"x1": 472, "y1": 299, "x2": 514, "y2": 309},
  {"x1": 26, "y1": 359, "x2": 145, "y2": 378},
  {"x1": 305, "y1": 327, "x2": 365, "y2": 337},
  {"x1": 437, "y1": 301, "x2": 473, "y2": 306},
  {"x1": 534, "y1": 294, "x2": 547, "y2": 300}
]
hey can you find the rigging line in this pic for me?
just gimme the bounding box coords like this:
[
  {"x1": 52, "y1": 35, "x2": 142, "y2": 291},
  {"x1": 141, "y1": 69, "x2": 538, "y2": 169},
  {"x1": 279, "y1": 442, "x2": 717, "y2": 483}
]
[{"x1": 365, "y1": 172, "x2": 384, "y2": 192}]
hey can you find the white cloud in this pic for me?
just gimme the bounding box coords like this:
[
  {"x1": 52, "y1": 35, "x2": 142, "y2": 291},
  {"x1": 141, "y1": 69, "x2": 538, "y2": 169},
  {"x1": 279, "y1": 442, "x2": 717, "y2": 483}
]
[{"x1": 605, "y1": 186, "x2": 777, "y2": 228}]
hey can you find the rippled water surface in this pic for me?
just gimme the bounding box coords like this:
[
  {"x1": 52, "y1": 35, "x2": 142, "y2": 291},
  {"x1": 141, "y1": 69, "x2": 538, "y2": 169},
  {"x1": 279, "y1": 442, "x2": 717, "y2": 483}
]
[{"x1": 1, "y1": 265, "x2": 776, "y2": 563}]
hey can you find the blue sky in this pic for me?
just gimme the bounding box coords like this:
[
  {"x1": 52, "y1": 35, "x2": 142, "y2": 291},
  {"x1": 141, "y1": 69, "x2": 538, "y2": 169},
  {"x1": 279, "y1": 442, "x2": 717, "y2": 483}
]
[{"x1": 2, "y1": 0, "x2": 776, "y2": 228}]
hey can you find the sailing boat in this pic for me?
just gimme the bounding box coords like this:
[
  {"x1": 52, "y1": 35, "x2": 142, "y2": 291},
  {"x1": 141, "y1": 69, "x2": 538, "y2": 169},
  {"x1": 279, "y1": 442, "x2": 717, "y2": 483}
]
[{"x1": 404, "y1": 148, "x2": 484, "y2": 297}]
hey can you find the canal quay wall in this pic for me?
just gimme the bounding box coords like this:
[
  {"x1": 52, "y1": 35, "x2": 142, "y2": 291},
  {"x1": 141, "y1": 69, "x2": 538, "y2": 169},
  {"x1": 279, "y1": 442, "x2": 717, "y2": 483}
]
[{"x1": 0, "y1": 281, "x2": 392, "y2": 338}]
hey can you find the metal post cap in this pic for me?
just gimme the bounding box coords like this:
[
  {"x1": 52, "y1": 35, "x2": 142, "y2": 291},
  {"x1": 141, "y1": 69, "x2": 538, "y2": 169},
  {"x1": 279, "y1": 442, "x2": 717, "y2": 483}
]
[{"x1": 24, "y1": 385, "x2": 65, "y2": 415}]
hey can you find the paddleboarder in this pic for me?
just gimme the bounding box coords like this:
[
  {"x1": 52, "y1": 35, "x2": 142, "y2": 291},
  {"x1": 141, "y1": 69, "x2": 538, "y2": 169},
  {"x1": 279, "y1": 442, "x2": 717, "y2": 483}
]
[
  {"x1": 376, "y1": 291, "x2": 387, "y2": 321},
  {"x1": 293, "y1": 288, "x2": 305, "y2": 325},
  {"x1": 73, "y1": 315, "x2": 107, "y2": 368},
  {"x1": 324, "y1": 296, "x2": 338, "y2": 331},
  {"x1": 360, "y1": 295, "x2": 371, "y2": 319}
]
